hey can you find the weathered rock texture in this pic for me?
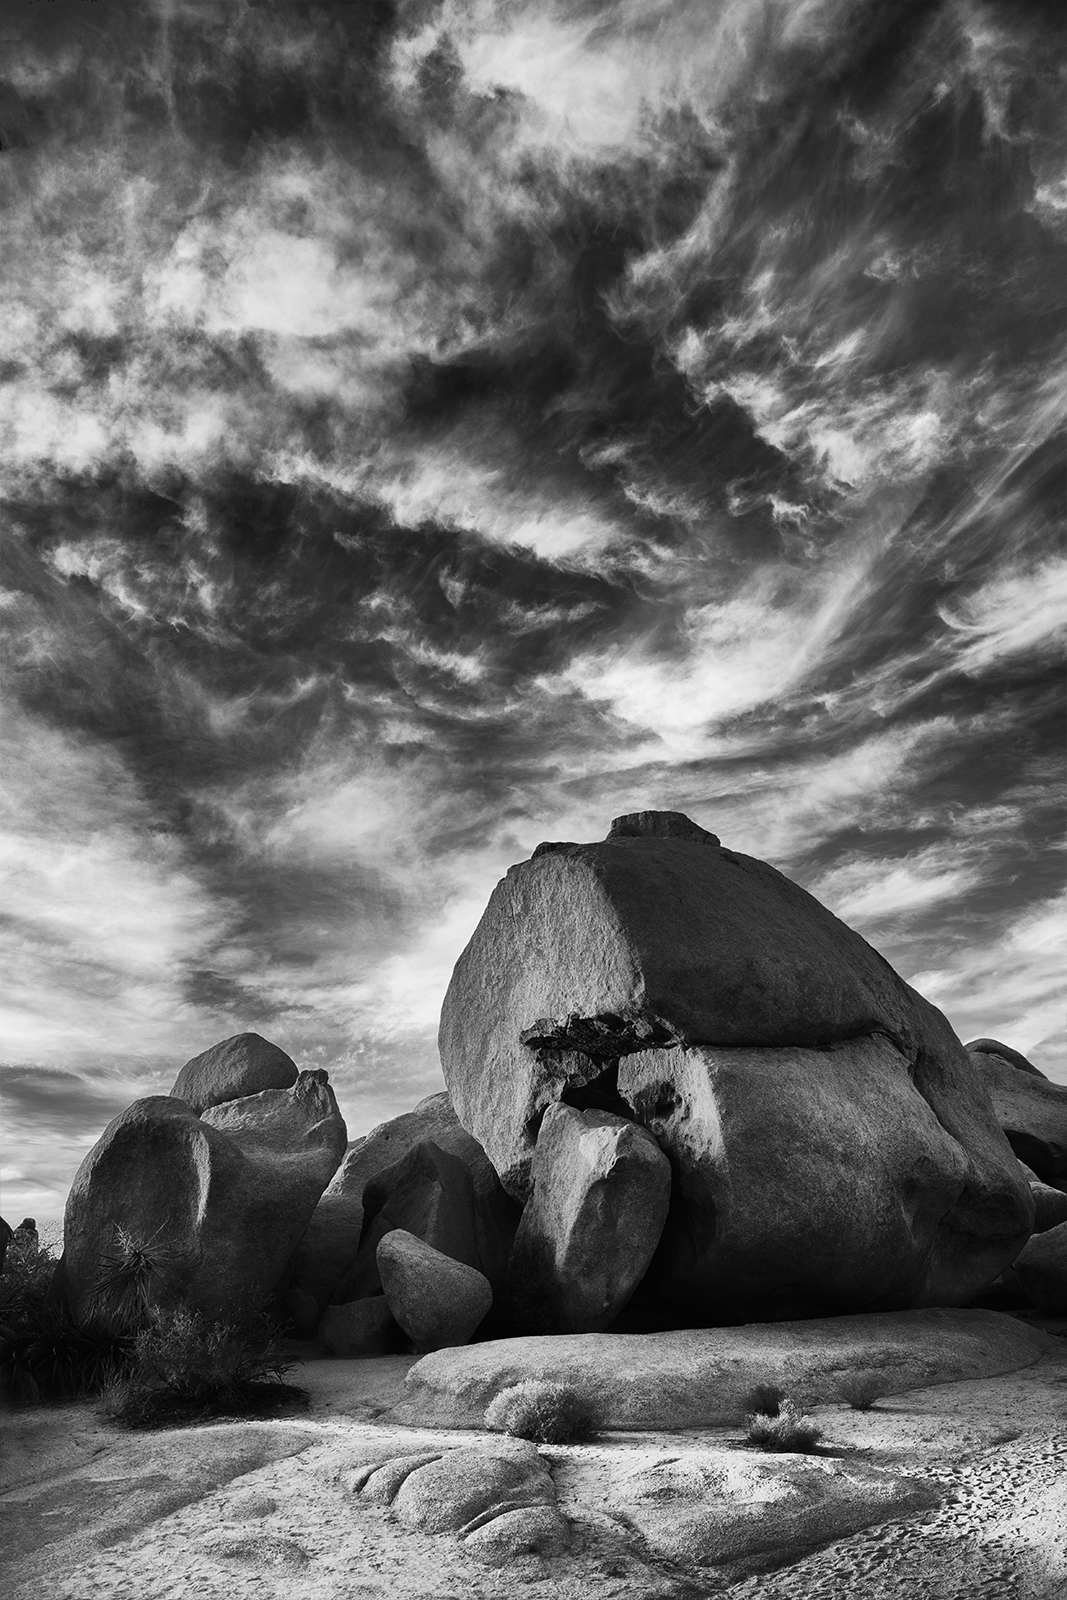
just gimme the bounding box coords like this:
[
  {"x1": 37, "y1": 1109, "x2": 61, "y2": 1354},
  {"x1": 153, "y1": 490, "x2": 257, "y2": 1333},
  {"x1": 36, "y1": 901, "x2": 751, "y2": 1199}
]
[
  {"x1": 345, "y1": 1436, "x2": 568, "y2": 1562},
  {"x1": 440, "y1": 812, "x2": 1032, "y2": 1320},
  {"x1": 965, "y1": 1040, "x2": 1067, "y2": 1190},
  {"x1": 61, "y1": 1072, "x2": 346, "y2": 1323},
  {"x1": 171, "y1": 1032, "x2": 298, "y2": 1114},
  {"x1": 293, "y1": 1093, "x2": 519, "y2": 1310},
  {"x1": 622, "y1": 1035, "x2": 1023, "y2": 1320},
  {"x1": 1013, "y1": 1221, "x2": 1067, "y2": 1313},
  {"x1": 394, "y1": 1308, "x2": 1052, "y2": 1430},
  {"x1": 377, "y1": 1228, "x2": 493, "y2": 1352},
  {"x1": 507, "y1": 1103, "x2": 671, "y2": 1332}
]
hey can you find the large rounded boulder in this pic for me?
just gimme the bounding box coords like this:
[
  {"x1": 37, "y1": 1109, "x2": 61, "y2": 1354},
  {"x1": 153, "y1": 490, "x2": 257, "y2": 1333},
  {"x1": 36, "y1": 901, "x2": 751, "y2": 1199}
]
[
  {"x1": 61, "y1": 1069, "x2": 346, "y2": 1323},
  {"x1": 171, "y1": 1031, "x2": 298, "y2": 1113},
  {"x1": 439, "y1": 811, "x2": 1032, "y2": 1323}
]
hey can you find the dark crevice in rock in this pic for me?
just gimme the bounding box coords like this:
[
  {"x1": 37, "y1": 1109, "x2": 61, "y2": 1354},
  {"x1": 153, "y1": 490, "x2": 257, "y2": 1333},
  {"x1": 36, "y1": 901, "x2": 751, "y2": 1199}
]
[
  {"x1": 520, "y1": 1011, "x2": 679, "y2": 1060},
  {"x1": 559, "y1": 1062, "x2": 636, "y2": 1122}
]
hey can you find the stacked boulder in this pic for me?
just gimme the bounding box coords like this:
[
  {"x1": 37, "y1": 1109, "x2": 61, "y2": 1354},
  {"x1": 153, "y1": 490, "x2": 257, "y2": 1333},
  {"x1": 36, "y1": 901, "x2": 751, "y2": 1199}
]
[
  {"x1": 60, "y1": 1034, "x2": 348, "y2": 1324},
  {"x1": 439, "y1": 811, "x2": 1036, "y2": 1329},
  {"x1": 293, "y1": 1092, "x2": 520, "y2": 1354}
]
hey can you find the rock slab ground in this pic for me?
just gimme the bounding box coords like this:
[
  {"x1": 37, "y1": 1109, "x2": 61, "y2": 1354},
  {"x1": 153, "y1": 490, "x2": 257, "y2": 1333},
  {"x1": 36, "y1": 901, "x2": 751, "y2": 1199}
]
[
  {"x1": 3, "y1": 1328, "x2": 1065, "y2": 1600},
  {"x1": 392, "y1": 1307, "x2": 1052, "y2": 1429}
]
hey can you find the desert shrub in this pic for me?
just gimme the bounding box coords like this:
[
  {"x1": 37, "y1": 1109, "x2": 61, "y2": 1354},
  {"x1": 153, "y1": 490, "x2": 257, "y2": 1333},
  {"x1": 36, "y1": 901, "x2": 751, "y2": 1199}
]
[
  {"x1": 484, "y1": 1380, "x2": 598, "y2": 1444},
  {"x1": 89, "y1": 1225, "x2": 186, "y2": 1327},
  {"x1": 0, "y1": 1248, "x2": 132, "y2": 1403},
  {"x1": 837, "y1": 1372, "x2": 881, "y2": 1411},
  {"x1": 103, "y1": 1304, "x2": 306, "y2": 1427},
  {"x1": 745, "y1": 1397, "x2": 822, "y2": 1453},
  {"x1": 743, "y1": 1383, "x2": 786, "y2": 1418}
]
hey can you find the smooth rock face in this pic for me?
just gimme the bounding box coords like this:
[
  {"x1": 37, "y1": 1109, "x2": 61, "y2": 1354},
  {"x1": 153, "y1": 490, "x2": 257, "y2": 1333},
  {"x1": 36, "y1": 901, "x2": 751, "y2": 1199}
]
[
  {"x1": 395, "y1": 1308, "x2": 1052, "y2": 1431},
  {"x1": 1021, "y1": 1165, "x2": 1067, "y2": 1233},
  {"x1": 507, "y1": 1104, "x2": 671, "y2": 1333},
  {"x1": 171, "y1": 1032, "x2": 298, "y2": 1114},
  {"x1": 438, "y1": 812, "x2": 1032, "y2": 1317},
  {"x1": 622, "y1": 1036, "x2": 1029, "y2": 1319},
  {"x1": 294, "y1": 1094, "x2": 519, "y2": 1310},
  {"x1": 319, "y1": 1296, "x2": 398, "y2": 1357},
  {"x1": 965, "y1": 1038, "x2": 1047, "y2": 1078},
  {"x1": 346, "y1": 1436, "x2": 567, "y2": 1562},
  {"x1": 377, "y1": 1228, "x2": 492, "y2": 1352},
  {"x1": 966, "y1": 1046, "x2": 1067, "y2": 1190},
  {"x1": 594, "y1": 1447, "x2": 939, "y2": 1569},
  {"x1": 60, "y1": 1075, "x2": 345, "y2": 1323},
  {"x1": 1013, "y1": 1221, "x2": 1067, "y2": 1312}
]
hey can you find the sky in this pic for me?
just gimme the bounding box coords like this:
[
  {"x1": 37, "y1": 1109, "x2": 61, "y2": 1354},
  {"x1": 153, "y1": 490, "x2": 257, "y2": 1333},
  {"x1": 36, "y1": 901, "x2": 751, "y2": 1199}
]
[{"x1": 1, "y1": 0, "x2": 1064, "y2": 1228}]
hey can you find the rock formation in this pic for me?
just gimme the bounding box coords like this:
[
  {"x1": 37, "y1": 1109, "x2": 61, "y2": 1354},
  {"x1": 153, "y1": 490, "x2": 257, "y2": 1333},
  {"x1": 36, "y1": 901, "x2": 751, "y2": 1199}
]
[
  {"x1": 291, "y1": 1092, "x2": 519, "y2": 1312},
  {"x1": 964, "y1": 1040, "x2": 1067, "y2": 1191},
  {"x1": 61, "y1": 1066, "x2": 346, "y2": 1323},
  {"x1": 507, "y1": 1103, "x2": 671, "y2": 1333},
  {"x1": 439, "y1": 812, "x2": 1033, "y2": 1326},
  {"x1": 376, "y1": 1229, "x2": 493, "y2": 1352},
  {"x1": 171, "y1": 1032, "x2": 299, "y2": 1113}
]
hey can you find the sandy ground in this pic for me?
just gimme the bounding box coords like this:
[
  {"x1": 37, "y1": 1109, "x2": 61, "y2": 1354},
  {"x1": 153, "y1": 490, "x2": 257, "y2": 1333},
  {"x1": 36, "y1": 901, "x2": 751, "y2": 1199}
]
[{"x1": 3, "y1": 1333, "x2": 1065, "y2": 1600}]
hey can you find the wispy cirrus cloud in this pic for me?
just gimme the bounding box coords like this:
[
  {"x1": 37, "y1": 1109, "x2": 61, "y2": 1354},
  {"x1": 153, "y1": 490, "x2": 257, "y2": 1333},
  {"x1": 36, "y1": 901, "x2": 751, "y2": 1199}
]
[{"x1": 0, "y1": 0, "x2": 1062, "y2": 1218}]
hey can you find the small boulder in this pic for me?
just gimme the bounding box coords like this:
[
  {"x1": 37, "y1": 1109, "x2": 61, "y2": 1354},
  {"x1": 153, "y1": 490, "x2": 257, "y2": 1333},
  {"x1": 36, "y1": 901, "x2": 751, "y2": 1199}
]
[
  {"x1": 171, "y1": 1032, "x2": 298, "y2": 1114},
  {"x1": 293, "y1": 1094, "x2": 519, "y2": 1310},
  {"x1": 319, "y1": 1296, "x2": 399, "y2": 1357},
  {"x1": 1013, "y1": 1221, "x2": 1067, "y2": 1312},
  {"x1": 507, "y1": 1103, "x2": 671, "y2": 1333},
  {"x1": 966, "y1": 1043, "x2": 1067, "y2": 1189},
  {"x1": 377, "y1": 1228, "x2": 492, "y2": 1352},
  {"x1": 333, "y1": 1140, "x2": 483, "y2": 1304},
  {"x1": 60, "y1": 1073, "x2": 346, "y2": 1323}
]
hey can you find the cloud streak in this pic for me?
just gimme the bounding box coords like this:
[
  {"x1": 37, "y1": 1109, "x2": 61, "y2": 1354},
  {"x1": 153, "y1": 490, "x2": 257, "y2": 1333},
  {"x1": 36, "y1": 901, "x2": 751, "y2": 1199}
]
[{"x1": 1, "y1": 0, "x2": 1063, "y2": 1219}]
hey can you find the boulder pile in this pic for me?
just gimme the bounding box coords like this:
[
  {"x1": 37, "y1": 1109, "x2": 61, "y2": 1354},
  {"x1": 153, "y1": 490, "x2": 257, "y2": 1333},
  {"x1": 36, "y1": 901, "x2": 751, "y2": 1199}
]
[{"x1": 55, "y1": 814, "x2": 1067, "y2": 1345}]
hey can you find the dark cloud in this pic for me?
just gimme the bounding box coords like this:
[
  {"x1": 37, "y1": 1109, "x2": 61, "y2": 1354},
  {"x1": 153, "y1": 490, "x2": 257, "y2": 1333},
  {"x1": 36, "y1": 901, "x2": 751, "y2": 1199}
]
[{"x1": 1, "y1": 0, "x2": 1063, "y2": 1217}]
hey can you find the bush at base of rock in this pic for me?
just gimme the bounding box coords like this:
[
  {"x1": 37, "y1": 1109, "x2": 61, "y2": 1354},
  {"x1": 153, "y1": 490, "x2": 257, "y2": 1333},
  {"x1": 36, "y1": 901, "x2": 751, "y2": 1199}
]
[
  {"x1": 102, "y1": 1305, "x2": 304, "y2": 1428},
  {"x1": 745, "y1": 1398, "x2": 823, "y2": 1453},
  {"x1": 376, "y1": 1228, "x2": 492, "y2": 1352},
  {"x1": 485, "y1": 1379, "x2": 599, "y2": 1444},
  {"x1": 318, "y1": 1296, "x2": 398, "y2": 1358}
]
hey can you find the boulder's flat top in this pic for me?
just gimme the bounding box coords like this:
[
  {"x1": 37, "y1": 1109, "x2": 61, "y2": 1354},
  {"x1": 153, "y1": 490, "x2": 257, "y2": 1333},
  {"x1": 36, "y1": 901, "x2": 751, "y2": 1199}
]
[{"x1": 3, "y1": 1318, "x2": 1065, "y2": 1600}]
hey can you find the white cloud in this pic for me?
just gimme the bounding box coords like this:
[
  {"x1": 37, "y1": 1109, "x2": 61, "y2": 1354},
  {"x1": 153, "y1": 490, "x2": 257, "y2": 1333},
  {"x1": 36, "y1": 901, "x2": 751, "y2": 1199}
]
[
  {"x1": 938, "y1": 556, "x2": 1067, "y2": 674},
  {"x1": 808, "y1": 845, "x2": 983, "y2": 926},
  {"x1": 907, "y1": 892, "x2": 1067, "y2": 1084}
]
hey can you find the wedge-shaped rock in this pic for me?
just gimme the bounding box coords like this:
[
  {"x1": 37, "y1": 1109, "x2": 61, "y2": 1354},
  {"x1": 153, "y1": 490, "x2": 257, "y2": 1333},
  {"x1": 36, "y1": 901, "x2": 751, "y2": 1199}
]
[
  {"x1": 377, "y1": 1228, "x2": 492, "y2": 1352},
  {"x1": 1013, "y1": 1221, "x2": 1067, "y2": 1312},
  {"x1": 507, "y1": 1104, "x2": 671, "y2": 1333},
  {"x1": 966, "y1": 1040, "x2": 1067, "y2": 1190},
  {"x1": 293, "y1": 1093, "x2": 519, "y2": 1311},
  {"x1": 333, "y1": 1138, "x2": 504, "y2": 1306},
  {"x1": 61, "y1": 1072, "x2": 346, "y2": 1323},
  {"x1": 171, "y1": 1032, "x2": 297, "y2": 1113},
  {"x1": 621, "y1": 1036, "x2": 1028, "y2": 1319}
]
